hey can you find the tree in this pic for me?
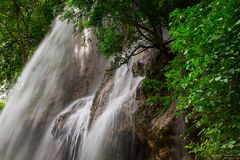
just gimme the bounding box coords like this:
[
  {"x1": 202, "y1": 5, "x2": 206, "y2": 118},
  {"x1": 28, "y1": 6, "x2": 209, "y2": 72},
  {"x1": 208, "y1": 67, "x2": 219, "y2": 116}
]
[
  {"x1": 166, "y1": 0, "x2": 240, "y2": 158},
  {"x1": 61, "y1": 0, "x2": 199, "y2": 71},
  {"x1": 0, "y1": 0, "x2": 64, "y2": 84}
]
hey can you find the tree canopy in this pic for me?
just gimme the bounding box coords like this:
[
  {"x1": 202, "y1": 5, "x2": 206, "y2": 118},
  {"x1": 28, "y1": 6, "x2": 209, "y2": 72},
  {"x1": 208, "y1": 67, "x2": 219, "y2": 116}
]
[
  {"x1": 61, "y1": 0, "x2": 240, "y2": 157},
  {"x1": 0, "y1": 0, "x2": 239, "y2": 159},
  {"x1": 60, "y1": 0, "x2": 199, "y2": 71},
  {"x1": 166, "y1": 0, "x2": 240, "y2": 158},
  {"x1": 0, "y1": 0, "x2": 63, "y2": 84}
]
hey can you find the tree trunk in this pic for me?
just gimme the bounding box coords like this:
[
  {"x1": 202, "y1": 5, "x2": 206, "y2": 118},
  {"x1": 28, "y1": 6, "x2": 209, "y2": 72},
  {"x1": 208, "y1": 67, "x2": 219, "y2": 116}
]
[{"x1": 13, "y1": 0, "x2": 28, "y2": 65}]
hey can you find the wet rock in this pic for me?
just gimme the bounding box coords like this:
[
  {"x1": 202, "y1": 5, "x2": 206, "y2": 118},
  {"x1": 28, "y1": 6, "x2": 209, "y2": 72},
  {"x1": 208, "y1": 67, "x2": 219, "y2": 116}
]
[
  {"x1": 132, "y1": 49, "x2": 192, "y2": 160},
  {"x1": 132, "y1": 49, "x2": 157, "y2": 77},
  {"x1": 135, "y1": 97, "x2": 191, "y2": 160},
  {"x1": 88, "y1": 75, "x2": 114, "y2": 128}
]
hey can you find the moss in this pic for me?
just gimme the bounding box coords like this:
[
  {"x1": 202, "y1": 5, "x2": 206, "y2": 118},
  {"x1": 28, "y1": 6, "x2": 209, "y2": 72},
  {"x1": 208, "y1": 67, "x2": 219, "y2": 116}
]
[{"x1": 0, "y1": 99, "x2": 5, "y2": 111}]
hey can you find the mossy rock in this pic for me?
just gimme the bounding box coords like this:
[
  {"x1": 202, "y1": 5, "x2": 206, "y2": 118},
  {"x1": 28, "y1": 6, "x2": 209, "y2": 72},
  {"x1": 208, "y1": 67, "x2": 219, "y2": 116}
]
[{"x1": 0, "y1": 99, "x2": 5, "y2": 111}]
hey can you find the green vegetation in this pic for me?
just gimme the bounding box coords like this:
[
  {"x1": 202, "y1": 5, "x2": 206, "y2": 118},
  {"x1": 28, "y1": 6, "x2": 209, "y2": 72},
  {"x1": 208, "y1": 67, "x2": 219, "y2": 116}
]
[
  {"x1": 0, "y1": 99, "x2": 5, "y2": 111},
  {"x1": 0, "y1": 0, "x2": 239, "y2": 159},
  {"x1": 142, "y1": 78, "x2": 171, "y2": 111},
  {"x1": 166, "y1": 0, "x2": 240, "y2": 158},
  {"x1": 60, "y1": 0, "x2": 199, "y2": 71},
  {"x1": 0, "y1": 0, "x2": 64, "y2": 85},
  {"x1": 142, "y1": 78, "x2": 162, "y2": 94}
]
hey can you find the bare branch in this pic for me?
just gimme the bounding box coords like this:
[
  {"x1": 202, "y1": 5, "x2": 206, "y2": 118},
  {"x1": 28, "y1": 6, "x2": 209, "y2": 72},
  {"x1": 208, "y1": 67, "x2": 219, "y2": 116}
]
[{"x1": 106, "y1": 44, "x2": 155, "y2": 73}]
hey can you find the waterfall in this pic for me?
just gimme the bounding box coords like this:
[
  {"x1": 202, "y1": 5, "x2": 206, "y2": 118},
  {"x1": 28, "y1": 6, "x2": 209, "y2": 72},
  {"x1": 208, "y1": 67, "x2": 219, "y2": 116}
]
[
  {"x1": 80, "y1": 63, "x2": 142, "y2": 160},
  {"x1": 0, "y1": 20, "x2": 143, "y2": 160}
]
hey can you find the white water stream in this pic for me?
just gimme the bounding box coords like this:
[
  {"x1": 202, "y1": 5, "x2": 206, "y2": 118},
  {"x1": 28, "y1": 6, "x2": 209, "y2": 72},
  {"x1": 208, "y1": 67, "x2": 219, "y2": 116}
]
[{"x1": 0, "y1": 20, "x2": 142, "y2": 160}]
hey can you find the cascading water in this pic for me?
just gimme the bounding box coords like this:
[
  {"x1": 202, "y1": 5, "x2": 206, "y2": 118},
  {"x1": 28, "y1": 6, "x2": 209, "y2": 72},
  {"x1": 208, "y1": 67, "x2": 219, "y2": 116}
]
[
  {"x1": 0, "y1": 19, "x2": 143, "y2": 160},
  {"x1": 80, "y1": 63, "x2": 142, "y2": 160}
]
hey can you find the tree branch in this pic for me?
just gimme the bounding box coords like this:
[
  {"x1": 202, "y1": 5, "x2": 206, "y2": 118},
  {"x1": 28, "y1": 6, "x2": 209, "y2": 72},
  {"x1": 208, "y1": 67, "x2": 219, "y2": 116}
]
[{"x1": 107, "y1": 44, "x2": 155, "y2": 72}]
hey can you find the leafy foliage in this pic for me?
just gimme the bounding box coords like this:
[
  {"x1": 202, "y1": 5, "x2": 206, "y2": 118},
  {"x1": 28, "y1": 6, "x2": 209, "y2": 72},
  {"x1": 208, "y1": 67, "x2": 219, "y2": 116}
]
[
  {"x1": 61, "y1": 0, "x2": 199, "y2": 70},
  {"x1": 1, "y1": 0, "x2": 239, "y2": 158},
  {"x1": 0, "y1": 99, "x2": 5, "y2": 111},
  {"x1": 0, "y1": 0, "x2": 64, "y2": 84},
  {"x1": 142, "y1": 78, "x2": 162, "y2": 94},
  {"x1": 167, "y1": 0, "x2": 240, "y2": 158},
  {"x1": 141, "y1": 78, "x2": 171, "y2": 111}
]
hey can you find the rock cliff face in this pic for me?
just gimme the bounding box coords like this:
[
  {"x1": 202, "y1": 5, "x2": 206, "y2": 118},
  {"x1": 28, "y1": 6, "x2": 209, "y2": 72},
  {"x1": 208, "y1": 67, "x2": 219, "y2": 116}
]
[
  {"x1": 0, "y1": 21, "x2": 193, "y2": 160},
  {"x1": 134, "y1": 51, "x2": 192, "y2": 160},
  {"x1": 90, "y1": 50, "x2": 192, "y2": 160},
  {"x1": 50, "y1": 48, "x2": 192, "y2": 160}
]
